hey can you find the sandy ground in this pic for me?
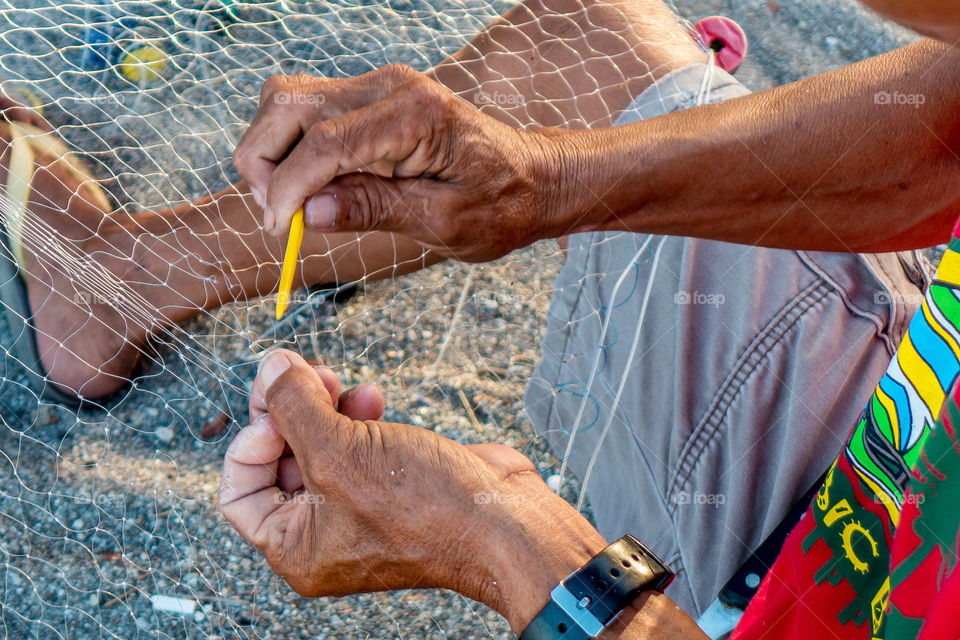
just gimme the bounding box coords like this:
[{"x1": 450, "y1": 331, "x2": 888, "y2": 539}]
[{"x1": 0, "y1": 0, "x2": 921, "y2": 638}]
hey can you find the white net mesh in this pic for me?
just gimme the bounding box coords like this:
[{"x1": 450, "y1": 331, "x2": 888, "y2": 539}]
[
  {"x1": 0, "y1": 0, "x2": 918, "y2": 637},
  {"x1": 0, "y1": 1, "x2": 591, "y2": 637}
]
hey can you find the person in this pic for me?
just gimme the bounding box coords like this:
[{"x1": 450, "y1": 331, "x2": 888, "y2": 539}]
[
  {"x1": 4, "y1": 0, "x2": 916, "y2": 617},
  {"x1": 216, "y1": 1, "x2": 960, "y2": 639},
  {"x1": 0, "y1": 0, "x2": 955, "y2": 636}
]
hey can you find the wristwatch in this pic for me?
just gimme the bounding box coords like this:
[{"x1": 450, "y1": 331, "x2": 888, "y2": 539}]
[{"x1": 519, "y1": 535, "x2": 674, "y2": 640}]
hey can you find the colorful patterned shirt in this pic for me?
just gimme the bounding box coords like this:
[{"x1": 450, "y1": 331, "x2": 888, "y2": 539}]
[{"x1": 731, "y1": 230, "x2": 960, "y2": 639}]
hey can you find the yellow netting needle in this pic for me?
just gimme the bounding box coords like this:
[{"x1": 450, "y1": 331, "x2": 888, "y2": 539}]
[{"x1": 275, "y1": 207, "x2": 304, "y2": 320}]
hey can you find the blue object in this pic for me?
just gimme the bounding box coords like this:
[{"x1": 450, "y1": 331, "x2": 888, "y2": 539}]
[
  {"x1": 80, "y1": 1, "x2": 138, "y2": 71},
  {"x1": 80, "y1": 0, "x2": 153, "y2": 71},
  {"x1": 81, "y1": 1, "x2": 117, "y2": 70}
]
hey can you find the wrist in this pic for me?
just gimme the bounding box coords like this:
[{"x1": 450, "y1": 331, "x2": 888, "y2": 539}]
[
  {"x1": 602, "y1": 591, "x2": 710, "y2": 640},
  {"x1": 455, "y1": 476, "x2": 606, "y2": 633},
  {"x1": 448, "y1": 478, "x2": 706, "y2": 640},
  {"x1": 524, "y1": 128, "x2": 602, "y2": 241},
  {"x1": 526, "y1": 123, "x2": 666, "y2": 242}
]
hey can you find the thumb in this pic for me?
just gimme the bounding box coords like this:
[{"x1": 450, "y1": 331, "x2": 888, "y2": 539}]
[
  {"x1": 303, "y1": 174, "x2": 443, "y2": 236},
  {"x1": 257, "y1": 350, "x2": 345, "y2": 477}
]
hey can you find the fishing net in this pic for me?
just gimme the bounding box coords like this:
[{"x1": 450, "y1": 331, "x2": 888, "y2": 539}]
[
  {"x1": 0, "y1": 0, "x2": 917, "y2": 637},
  {"x1": 0, "y1": 0, "x2": 650, "y2": 636}
]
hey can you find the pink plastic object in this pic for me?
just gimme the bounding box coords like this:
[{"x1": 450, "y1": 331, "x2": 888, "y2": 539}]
[{"x1": 691, "y1": 16, "x2": 748, "y2": 73}]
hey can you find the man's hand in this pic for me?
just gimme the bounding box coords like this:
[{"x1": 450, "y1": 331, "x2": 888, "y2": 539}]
[
  {"x1": 218, "y1": 350, "x2": 709, "y2": 638},
  {"x1": 217, "y1": 349, "x2": 607, "y2": 630},
  {"x1": 232, "y1": 66, "x2": 565, "y2": 262}
]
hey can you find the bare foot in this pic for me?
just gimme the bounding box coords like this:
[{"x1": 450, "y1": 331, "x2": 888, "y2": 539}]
[{"x1": 0, "y1": 116, "x2": 145, "y2": 400}]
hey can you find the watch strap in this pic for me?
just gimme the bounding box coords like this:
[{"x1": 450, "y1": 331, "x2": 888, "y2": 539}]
[
  {"x1": 519, "y1": 535, "x2": 674, "y2": 640},
  {"x1": 520, "y1": 589, "x2": 600, "y2": 640}
]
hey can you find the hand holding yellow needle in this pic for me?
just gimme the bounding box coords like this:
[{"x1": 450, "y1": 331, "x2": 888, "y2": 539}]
[{"x1": 275, "y1": 207, "x2": 304, "y2": 320}]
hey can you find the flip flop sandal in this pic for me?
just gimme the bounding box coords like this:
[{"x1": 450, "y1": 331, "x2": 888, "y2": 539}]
[{"x1": 0, "y1": 117, "x2": 113, "y2": 408}]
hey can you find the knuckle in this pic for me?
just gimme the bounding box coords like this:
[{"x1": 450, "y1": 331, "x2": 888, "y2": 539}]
[
  {"x1": 231, "y1": 145, "x2": 249, "y2": 174},
  {"x1": 216, "y1": 496, "x2": 231, "y2": 520},
  {"x1": 232, "y1": 139, "x2": 258, "y2": 171},
  {"x1": 340, "y1": 179, "x2": 389, "y2": 231},
  {"x1": 379, "y1": 63, "x2": 416, "y2": 85},
  {"x1": 264, "y1": 367, "x2": 313, "y2": 410},
  {"x1": 437, "y1": 217, "x2": 464, "y2": 246},
  {"x1": 292, "y1": 73, "x2": 323, "y2": 97},
  {"x1": 248, "y1": 519, "x2": 280, "y2": 554},
  {"x1": 304, "y1": 121, "x2": 334, "y2": 151},
  {"x1": 260, "y1": 75, "x2": 285, "y2": 99},
  {"x1": 402, "y1": 77, "x2": 453, "y2": 122}
]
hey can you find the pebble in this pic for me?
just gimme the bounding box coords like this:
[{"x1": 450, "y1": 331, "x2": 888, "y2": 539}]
[
  {"x1": 0, "y1": 5, "x2": 922, "y2": 640},
  {"x1": 154, "y1": 426, "x2": 175, "y2": 444},
  {"x1": 200, "y1": 413, "x2": 229, "y2": 440},
  {"x1": 546, "y1": 474, "x2": 563, "y2": 493}
]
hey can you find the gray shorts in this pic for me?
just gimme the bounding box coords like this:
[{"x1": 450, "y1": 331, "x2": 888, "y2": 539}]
[{"x1": 523, "y1": 63, "x2": 929, "y2": 617}]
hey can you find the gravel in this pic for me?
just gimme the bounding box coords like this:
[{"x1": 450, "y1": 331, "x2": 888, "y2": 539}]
[{"x1": 0, "y1": 0, "x2": 923, "y2": 638}]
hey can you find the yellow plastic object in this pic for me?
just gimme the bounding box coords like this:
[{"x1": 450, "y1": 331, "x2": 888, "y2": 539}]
[
  {"x1": 119, "y1": 45, "x2": 167, "y2": 83},
  {"x1": 275, "y1": 207, "x2": 304, "y2": 320},
  {"x1": 7, "y1": 84, "x2": 45, "y2": 115}
]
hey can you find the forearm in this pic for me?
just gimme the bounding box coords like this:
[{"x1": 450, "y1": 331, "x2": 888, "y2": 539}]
[
  {"x1": 469, "y1": 477, "x2": 706, "y2": 639},
  {"x1": 541, "y1": 39, "x2": 960, "y2": 252}
]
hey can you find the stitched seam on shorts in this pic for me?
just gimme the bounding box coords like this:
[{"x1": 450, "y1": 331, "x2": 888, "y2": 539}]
[
  {"x1": 665, "y1": 279, "x2": 833, "y2": 511},
  {"x1": 798, "y1": 251, "x2": 901, "y2": 356}
]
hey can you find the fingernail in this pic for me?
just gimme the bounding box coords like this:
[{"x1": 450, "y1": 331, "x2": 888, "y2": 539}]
[
  {"x1": 263, "y1": 205, "x2": 276, "y2": 233},
  {"x1": 248, "y1": 415, "x2": 280, "y2": 441},
  {"x1": 251, "y1": 186, "x2": 266, "y2": 209},
  {"x1": 258, "y1": 350, "x2": 291, "y2": 389},
  {"x1": 306, "y1": 193, "x2": 336, "y2": 228}
]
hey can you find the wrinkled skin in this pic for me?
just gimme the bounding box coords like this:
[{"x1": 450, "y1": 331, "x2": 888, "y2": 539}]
[
  {"x1": 220, "y1": 1, "x2": 960, "y2": 637},
  {"x1": 217, "y1": 350, "x2": 591, "y2": 622},
  {"x1": 232, "y1": 65, "x2": 559, "y2": 263}
]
